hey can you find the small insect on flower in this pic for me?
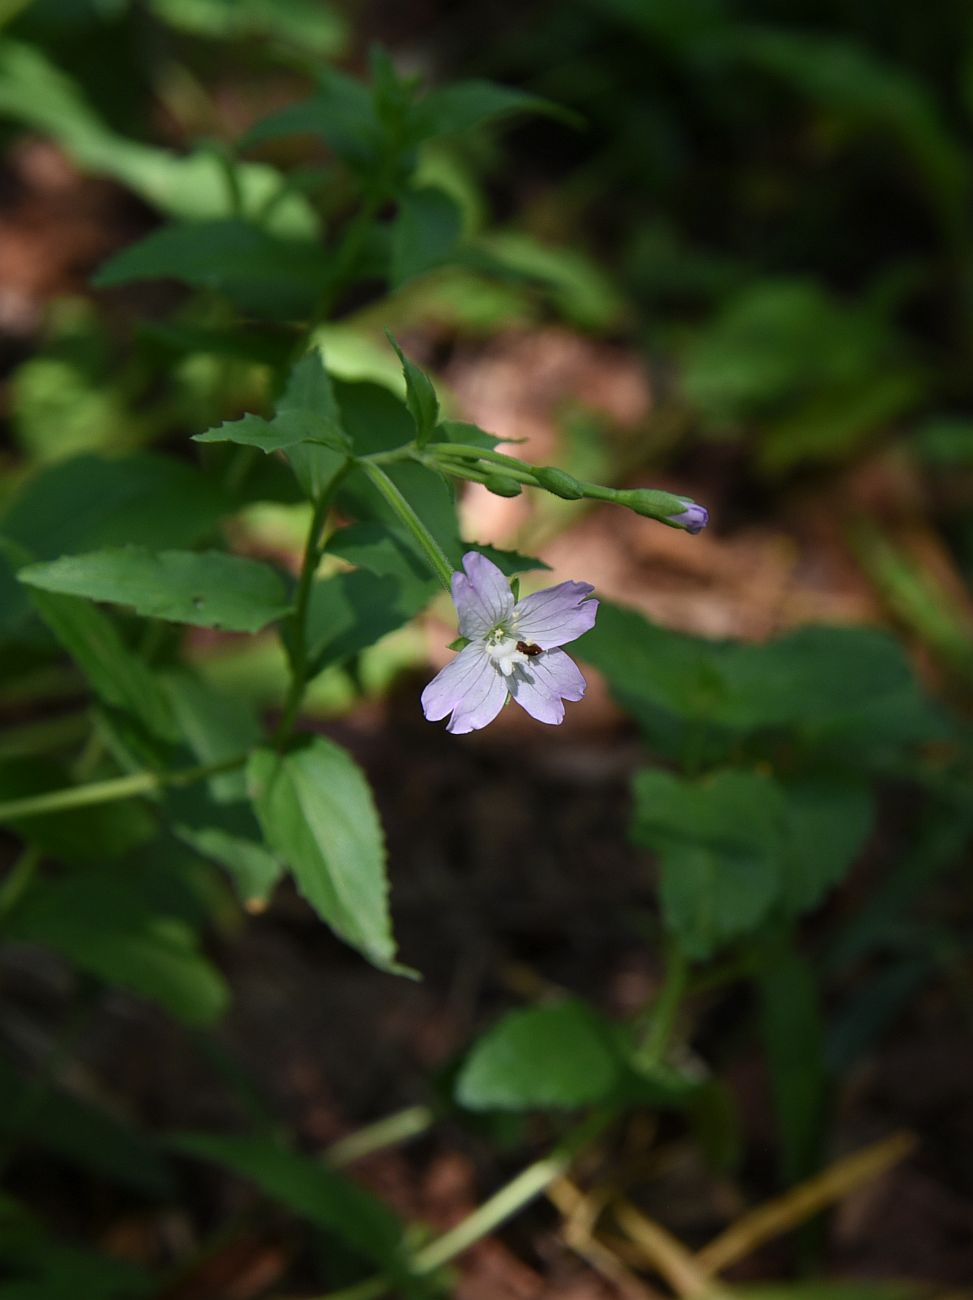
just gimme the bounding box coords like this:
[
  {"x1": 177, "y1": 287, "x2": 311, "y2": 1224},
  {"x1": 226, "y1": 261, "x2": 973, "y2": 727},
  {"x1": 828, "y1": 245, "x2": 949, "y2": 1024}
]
[{"x1": 422, "y1": 551, "x2": 599, "y2": 734}]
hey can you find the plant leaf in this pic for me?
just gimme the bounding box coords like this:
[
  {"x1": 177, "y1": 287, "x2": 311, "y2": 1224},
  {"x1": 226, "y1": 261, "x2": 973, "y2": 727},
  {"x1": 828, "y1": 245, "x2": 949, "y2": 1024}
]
[
  {"x1": 456, "y1": 999, "x2": 622, "y2": 1110},
  {"x1": 193, "y1": 410, "x2": 350, "y2": 455},
  {"x1": 632, "y1": 768, "x2": 784, "y2": 958},
  {"x1": 385, "y1": 334, "x2": 440, "y2": 448},
  {"x1": 248, "y1": 738, "x2": 400, "y2": 972},
  {"x1": 20, "y1": 547, "x2": 292, "y2": 633},
  {"x1": 7, "y1": 870, "x2": 229, "y2": 1025}
]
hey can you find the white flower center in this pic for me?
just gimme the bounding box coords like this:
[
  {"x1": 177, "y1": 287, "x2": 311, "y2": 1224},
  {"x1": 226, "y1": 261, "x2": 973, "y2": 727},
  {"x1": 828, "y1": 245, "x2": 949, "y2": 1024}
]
[{"x1": 483, "y1": 624, "x2": 528, "y2": 677}]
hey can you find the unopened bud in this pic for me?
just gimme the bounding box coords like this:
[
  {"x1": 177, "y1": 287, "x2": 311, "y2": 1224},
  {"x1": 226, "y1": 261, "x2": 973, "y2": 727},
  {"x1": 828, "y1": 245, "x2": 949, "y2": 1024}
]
[
  {"x1": 532, "y1": 466, "x2": 585, "y2": 500},
  {"x1": 667, "y1": 500, "x2": 709, "y2": 534},
  {"x1": 483, "y1": 474, "x2": 522, "y2": 498}
]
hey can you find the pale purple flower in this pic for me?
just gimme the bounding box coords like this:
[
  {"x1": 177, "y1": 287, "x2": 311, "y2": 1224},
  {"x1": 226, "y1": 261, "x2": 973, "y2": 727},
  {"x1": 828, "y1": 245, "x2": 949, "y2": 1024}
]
[
  {"x1": 422, "y1": 552, "x2": 599, "y2": 734},
  {"x1": 668, "y1": 501, "x2": 709, "y2": 534}
]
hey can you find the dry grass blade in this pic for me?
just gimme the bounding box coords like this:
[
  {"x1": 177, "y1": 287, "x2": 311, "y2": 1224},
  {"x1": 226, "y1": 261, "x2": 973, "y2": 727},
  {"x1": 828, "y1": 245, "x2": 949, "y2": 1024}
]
[
  {"x1": 694, "y1": 1129, "x2": 918, "y2": 1276},
  {"x1": 548, "y1": 1177, "x2": 665, "y2": 1300},
  {"x1": 613, "y1": 1199, "x2": 732, "y2": 1299}
]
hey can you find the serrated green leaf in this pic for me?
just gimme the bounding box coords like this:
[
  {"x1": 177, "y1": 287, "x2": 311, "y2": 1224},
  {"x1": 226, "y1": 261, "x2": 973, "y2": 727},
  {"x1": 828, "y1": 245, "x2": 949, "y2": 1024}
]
[
  {"x1": 456, "y1": 999, "x2": 621, "y2": 1111},
  {"x1": 173, "y1": 1133, "x2": 409, "y2": 1270},
  {"x1": 93, "y1": 220, "x2": 329, "y2": 318},
  {"x1": 247, "y1": 738, "x2": 399, "y2": 971},
  {"x1": 7, "y1": 871, "x2": 229, "y2": 1025},
  {"x1": 632, "y1": 768, "x2": 784, "y2": 958},
  {"x1": 20, "y1": 548, "x2": 292, "y2": 633},
  {"x1": 0, "y1": 452, "x2": 227, "y2": 637},
  {"x1": 390, "y1": 186, "x2": 463, "y2": 287},
  {"x1": 385, "y1": 334, "x2": 440, "y2": 448},
  {"x1": 193, "y1": 410, "x2": 350, "y2": 455}
]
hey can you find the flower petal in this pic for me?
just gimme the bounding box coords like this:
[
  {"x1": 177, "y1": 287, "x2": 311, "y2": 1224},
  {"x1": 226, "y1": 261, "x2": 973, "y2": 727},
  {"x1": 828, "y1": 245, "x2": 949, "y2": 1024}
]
[
  {"x1": 452, "y1": 551, "x2": 515, "y2": 640},
  {"x1": 508, "y1": 649, "x2": 587, "y2": 725},
  {"x1": 513, "y1": 581, "x2": 598, "y2": 649},
  {"x1": 421, "y1": 642, "x2": 508, "y2": 733}
]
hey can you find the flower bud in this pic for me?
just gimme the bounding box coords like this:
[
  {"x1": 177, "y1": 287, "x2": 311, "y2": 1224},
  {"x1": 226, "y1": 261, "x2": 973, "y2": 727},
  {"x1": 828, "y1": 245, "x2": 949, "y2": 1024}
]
[
  {"x1": 667, "y1": 501, "x2": 709, "y2": 534},
  {"x1": 483, "y1": 474, "x2": 522, "y2": 498},
  {"x1": 532, "y1": 466, "x2": 586, "y2": 499}
]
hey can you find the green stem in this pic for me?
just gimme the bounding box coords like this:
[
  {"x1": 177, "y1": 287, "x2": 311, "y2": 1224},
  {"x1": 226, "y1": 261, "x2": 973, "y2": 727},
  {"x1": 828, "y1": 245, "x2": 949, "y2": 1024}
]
[
  {"x1": 358, "y1": 461, "x2": 454, "y2": 593},
  {"x1": 432, "y1": 442, "x2": 538, "y2": 474},
  {"x1": 326, "y1": 1105, "x2": 433, "y2": 1169},
  {"x1": 635, "y1": 943, "x2": 690, "y2": 1070},
  {"x1": 313, "y1": 1113, "x2": 607, "y2": 1300},
  {"x1": 0, "y1": 755, "x2": 247, "y2": 825},
  {"x1": 275, "y1": 492, "x2": 335, "y2": 744},
  {"x1": 428, "y1": 455, "x2": 538, "y2": 490}
]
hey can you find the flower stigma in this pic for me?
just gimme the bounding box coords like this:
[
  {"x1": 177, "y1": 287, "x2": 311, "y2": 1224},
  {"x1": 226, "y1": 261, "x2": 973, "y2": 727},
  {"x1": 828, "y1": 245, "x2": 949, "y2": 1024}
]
[{"x1": 484, "y1": 623, "x2": 530, "y2": 676}]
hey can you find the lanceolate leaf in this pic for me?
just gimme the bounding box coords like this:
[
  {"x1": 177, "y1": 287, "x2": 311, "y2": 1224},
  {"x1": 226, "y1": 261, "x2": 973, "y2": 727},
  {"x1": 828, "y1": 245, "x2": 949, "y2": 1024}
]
[
  {"x1": 247, "y1": 738, "x2": 400, "y2": 972},
  {"x1": 20, "y1": 547, "x2": 293, "y2": 633}
]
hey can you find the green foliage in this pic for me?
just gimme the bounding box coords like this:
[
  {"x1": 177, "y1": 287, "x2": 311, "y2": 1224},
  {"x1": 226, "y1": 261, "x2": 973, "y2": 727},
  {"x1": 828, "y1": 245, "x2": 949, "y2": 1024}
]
[
  {"x1": 0, "y1": 1194, "x2": 153, "y2": 1299},
  {"x1": 248, "y1": 738, "x2": 400, "y2": 972},
  {"x1": 680, "y1": 279, "x2": 923, "y2": 469},
  {"x1": 387, "y1": 334, "x2": 440, "y2": 447},
  {"x1": 0, "y1": 1061, "x2": 173, "y2": 1196},
  {"x1": 20, "y1": 548, "x2": 293, "y2": 633},
  {"x1": 6, "y1": 867, "x2": 229, "y2": 1024},
  {"x1": 0, "y1": 40, "x2": 316, "y2": 234},
  {"x1": 174, "y1": 1133, "x2": 414, "y2": 1274},
  {"x1": 457, "y1": 1000, "x2": 623, "y2": 1110},
  {"x1": 93, "y1": 220, "x2": 331, "y2": 319},
  {"x1": 193, "y1": 409, "x2": 350, "y2": 454},
  {"x1": 632, "y1": 769, "x2": 784, "y2": 959}
]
